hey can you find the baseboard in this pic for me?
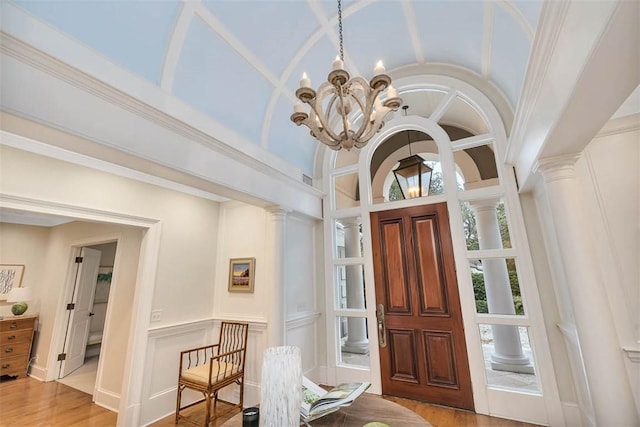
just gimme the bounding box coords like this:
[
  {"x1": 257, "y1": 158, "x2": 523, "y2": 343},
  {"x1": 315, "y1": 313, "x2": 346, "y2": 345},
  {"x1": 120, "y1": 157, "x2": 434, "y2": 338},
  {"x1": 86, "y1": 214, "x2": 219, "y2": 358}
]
[
  {"x1": 561, "y1": 401, "x2": 594, "y2": 427},
  {"x1": 28, "y1": 363, "x2": 47, "y2": 381},
  {"x1": 94, "y1": 387, "x2": 120, "y2": 413}
]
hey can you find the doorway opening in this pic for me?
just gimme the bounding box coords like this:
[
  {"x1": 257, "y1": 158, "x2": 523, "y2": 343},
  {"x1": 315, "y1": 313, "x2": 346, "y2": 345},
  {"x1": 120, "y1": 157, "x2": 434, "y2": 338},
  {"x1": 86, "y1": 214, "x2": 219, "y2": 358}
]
[{"x1": 57, "y1": 240, "x2": 117, "y2": 397}]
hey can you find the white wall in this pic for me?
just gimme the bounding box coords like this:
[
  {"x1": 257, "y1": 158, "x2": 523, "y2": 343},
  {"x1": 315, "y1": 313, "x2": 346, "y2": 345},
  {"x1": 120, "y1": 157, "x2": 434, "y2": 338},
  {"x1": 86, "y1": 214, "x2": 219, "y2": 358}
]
[
  {"x1": 576, "y1": 118, "x2": 639, "y2": 409},
  {"x1": 285, "y1": 214, "x2": 322, "y2": 378},
  {"x1": 527, "y1": 116, "x2": 640, "y2": 424},
  {"x1": 0, "y1": 223, "x2": 49, "y2": 318}
]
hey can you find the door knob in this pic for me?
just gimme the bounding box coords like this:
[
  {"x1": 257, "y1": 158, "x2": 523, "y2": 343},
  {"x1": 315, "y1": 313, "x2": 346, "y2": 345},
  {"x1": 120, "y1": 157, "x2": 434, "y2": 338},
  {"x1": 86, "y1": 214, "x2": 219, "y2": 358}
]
[
  {"x1": 376, "y1": 304, "x2": 387, "y2": 348},
  {"x1": 89, "y1": 312, "x2": 95, "y2": 317}
]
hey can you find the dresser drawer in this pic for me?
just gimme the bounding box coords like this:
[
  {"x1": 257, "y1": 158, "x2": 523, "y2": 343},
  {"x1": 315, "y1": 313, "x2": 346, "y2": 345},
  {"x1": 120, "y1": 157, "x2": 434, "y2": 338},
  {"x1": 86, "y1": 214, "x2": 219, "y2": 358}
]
[
  {"x1": 0, "y1": 329, "x2": 33, "y2": 345},
  {"x1": 0, "y1": 317, "x2": 35, "y2": 332},
  {"x1": 0, "y1": 354, "x2": 28, "y2": 377},
  {"x1": 0, "y1": 341, "x2": 31, "y2": 360}
]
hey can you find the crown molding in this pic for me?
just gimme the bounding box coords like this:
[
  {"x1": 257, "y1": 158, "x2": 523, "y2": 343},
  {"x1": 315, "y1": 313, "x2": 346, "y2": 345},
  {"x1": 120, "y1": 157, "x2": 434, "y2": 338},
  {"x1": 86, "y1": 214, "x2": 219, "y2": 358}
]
[
  {"x1": 595, "y1": 113, "x2": 640, "y2": 138},
  {"x1": 0, "y1": 33, "x2": 320, "y2": 200},
  {"x1": 0, "y1": 31, "x2": 324, "y2": 214},
  {"x1": 506, "y1": 0, "x2": 571, "y2": 165}
]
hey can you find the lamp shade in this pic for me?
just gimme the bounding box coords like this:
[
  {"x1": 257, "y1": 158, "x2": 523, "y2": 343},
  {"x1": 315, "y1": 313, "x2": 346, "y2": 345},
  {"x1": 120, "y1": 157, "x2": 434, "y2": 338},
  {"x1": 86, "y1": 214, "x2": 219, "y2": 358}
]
[
  {"x1": 393, "y1": 154, "x2": 433, "y2": 199},
  {"x1": 6, "y1": 286, "x2": 32, "y2": 303}
]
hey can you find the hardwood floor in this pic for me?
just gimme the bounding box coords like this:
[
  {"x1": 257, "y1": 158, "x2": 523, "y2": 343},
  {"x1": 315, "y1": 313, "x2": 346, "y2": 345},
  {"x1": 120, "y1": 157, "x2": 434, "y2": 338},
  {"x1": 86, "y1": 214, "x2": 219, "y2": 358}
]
[{"x1": 0, "y1": 376, "x2": 543, "y2": 426}]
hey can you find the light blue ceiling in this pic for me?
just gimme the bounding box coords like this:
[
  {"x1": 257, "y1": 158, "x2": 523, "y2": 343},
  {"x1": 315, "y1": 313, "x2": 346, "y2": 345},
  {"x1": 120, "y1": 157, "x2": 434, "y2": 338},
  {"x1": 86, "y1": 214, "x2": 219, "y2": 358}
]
[
  {"x1": 14, "y1": 0, "x2": 180, "y2": 84},
  {"x1": 5, "y1": 0, "x2": 542, "y2": 177}
]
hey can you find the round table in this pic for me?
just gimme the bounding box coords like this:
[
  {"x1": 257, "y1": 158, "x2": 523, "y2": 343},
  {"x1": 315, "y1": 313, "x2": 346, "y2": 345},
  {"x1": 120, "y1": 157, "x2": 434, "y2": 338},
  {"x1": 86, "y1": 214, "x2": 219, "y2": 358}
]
[{"x1": 221, "y1": 393, "x2": 431, "y2": 427}]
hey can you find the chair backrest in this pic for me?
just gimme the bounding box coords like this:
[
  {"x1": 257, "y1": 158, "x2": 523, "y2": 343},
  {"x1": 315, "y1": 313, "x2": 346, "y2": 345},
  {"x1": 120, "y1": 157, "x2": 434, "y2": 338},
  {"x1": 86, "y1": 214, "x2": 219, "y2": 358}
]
[{"x1": 217, "y1": 321, "x2": 249, "y2": 371}]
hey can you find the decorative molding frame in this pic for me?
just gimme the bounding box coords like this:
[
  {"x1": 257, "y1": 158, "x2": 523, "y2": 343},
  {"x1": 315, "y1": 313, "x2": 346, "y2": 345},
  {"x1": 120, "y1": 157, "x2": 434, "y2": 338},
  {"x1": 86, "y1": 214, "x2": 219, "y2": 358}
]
[{"x1": 622, "y1": 345, "x2": 640, "y2": 363}]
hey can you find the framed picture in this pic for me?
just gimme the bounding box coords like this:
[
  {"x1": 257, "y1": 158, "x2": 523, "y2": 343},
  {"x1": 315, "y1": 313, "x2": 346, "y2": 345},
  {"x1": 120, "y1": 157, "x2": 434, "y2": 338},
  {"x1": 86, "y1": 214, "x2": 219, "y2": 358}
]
[
  {"x1": 228, "y1": 258, "x2": 256, "y2": 293},
  {"x1": 0, "y1": 264, "x2": 25, "y2": 300}
]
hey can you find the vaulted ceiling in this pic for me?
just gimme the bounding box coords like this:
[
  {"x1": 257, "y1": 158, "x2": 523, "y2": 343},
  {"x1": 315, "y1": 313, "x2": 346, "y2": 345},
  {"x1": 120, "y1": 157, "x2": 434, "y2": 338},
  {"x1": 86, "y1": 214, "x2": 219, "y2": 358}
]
[{"x1": 3, "y1": 0, "x2": 540, "y2": 177}]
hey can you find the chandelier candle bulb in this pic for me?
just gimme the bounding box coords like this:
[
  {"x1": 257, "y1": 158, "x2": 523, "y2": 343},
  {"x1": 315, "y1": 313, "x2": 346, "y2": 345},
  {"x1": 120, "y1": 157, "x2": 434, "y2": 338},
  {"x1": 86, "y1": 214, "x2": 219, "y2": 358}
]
[
  {"x1": 300, "y1": 73, "x2": 311, "y2": 88},
  {"x1": 374, "y1": 60, "x2": 385, "y2": 75},
  {"x1": 332, "y1": 55, "x2": 344, "y2": 71},
  {"x1": 387, "y1": 85, "x2": 397, "y2": 99},
  {"x1": 294, "y1": 103, "x2": 305, "y2": 114}
]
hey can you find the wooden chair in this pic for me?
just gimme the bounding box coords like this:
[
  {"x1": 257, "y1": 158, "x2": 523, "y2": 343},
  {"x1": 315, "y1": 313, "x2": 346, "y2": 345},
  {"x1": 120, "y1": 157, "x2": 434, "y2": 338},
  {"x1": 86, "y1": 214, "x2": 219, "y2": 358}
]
[{"x1": 176, "y1": 321, "x2": 249, "y2": 426}]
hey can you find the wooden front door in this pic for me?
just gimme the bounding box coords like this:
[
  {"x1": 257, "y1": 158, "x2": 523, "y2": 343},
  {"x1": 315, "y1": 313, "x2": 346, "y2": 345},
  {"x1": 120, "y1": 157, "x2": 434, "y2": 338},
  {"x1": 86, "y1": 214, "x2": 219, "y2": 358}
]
[{"x1": 371, "y1": 203, "x2": 474, "y2": 410}]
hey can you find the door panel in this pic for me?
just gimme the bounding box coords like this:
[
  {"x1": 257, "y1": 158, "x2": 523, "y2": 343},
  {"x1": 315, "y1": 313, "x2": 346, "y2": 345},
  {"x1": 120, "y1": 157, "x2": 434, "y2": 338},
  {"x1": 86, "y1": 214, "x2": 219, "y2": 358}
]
[
  {"x1": 380, "y1": 220, "x2": 411, "y2": 313},
  {"x1": 371, "y1": 203, "x2": 474, "y2": 410},
  {"x1": 60, "y1": 247, "x2": 101, "y2": 377}
]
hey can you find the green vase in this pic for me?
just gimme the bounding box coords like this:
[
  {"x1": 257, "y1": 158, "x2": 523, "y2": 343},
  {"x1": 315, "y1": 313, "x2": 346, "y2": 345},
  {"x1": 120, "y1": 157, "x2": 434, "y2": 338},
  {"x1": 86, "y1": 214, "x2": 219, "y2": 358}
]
[{"x1": 11, "y1": 302, "x2": 28, "y2": 316}]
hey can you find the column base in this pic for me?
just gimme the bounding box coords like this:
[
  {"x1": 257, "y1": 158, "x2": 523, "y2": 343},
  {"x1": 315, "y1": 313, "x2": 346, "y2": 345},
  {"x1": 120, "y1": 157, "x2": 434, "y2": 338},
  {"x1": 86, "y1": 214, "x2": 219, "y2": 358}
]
[
  {"x1": 490, "y1": 352, "x2": 534, "y2": 374},
  {"x1": 490, "y1": 360, "x2": 535, "y2": 374},
  {"x1": 342, "y1": 340, "x2": 370, "y2": 355}
]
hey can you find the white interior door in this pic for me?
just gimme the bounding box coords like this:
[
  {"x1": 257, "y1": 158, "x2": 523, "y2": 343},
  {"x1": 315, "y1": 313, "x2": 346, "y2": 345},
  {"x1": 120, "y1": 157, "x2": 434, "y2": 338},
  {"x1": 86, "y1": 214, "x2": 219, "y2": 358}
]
[{"x1": 60, "y1": 247, "x2": 101, "y2": 377}]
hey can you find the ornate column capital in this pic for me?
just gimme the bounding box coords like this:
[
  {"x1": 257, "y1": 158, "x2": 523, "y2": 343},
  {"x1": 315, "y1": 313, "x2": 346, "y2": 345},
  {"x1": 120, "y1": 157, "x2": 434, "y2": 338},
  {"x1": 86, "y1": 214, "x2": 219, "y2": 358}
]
[
  {"x1": 534, "y1": 154, "x2": 581, "y2": 183},
  {"x1": 468, "y1": 198, "x2": 500, "y2": 213},
  {"x1": 265, "y1": 205, "x2": 291, "y2": 219}
]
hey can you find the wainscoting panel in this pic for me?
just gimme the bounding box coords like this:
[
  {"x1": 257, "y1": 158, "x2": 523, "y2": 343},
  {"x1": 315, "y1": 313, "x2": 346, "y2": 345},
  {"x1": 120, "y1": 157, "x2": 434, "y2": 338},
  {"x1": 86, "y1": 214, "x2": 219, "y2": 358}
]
[
  {"x1": 139, "y1": 318, "x2": 266, "y2": 426},
  {"x1": 558, "y1": 322, "x2": 595, "y2": 427},
  {"x1": 286, "y1": 313, "x2": 321, "y2": 376}
]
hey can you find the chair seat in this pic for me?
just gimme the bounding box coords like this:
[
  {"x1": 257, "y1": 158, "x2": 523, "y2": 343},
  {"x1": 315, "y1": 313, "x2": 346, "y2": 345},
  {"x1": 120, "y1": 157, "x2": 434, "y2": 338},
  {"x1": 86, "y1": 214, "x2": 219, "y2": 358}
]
[{"x1": 181, "y1": 361, "x2": 238, "y2": 386}]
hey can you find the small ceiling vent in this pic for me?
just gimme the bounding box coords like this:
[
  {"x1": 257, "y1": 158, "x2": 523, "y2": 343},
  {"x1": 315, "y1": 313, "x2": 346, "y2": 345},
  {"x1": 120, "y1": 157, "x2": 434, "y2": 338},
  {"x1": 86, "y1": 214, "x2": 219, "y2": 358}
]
[{"x1": 302, "y1": 174, "x2": 313, "y2": 186}]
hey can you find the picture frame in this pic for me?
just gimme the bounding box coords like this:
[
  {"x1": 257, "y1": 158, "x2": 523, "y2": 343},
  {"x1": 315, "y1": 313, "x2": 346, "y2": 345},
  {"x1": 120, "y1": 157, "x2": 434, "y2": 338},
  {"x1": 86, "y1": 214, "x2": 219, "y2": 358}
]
[
  {"x1": 0, "y1": 264, "x2": 25, "y2": 300},
  {"x1": 228, "y1": 258, "x2": 256, "y2": 293}
]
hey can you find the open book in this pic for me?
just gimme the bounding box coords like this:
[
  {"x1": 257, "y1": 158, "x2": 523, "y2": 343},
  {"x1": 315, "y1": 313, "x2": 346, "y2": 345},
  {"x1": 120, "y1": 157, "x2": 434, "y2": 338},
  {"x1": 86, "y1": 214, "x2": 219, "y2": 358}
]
[{"x1": 301, "y1": 376, "x2": 370, "y2": 421}]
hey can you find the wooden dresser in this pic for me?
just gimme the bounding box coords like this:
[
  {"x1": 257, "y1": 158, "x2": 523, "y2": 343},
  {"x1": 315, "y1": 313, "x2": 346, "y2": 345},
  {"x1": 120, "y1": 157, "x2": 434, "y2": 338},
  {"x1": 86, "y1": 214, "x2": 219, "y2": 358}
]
[{"x1": 0, "y1": 315, "x2": 37, "y2": 378}]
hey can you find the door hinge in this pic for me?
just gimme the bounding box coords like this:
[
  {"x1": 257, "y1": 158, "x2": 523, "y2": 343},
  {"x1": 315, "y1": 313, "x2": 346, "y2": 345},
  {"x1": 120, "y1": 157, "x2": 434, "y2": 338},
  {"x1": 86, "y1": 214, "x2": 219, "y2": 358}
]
[
  {"x1": 66, "y1": 303, "x2": 75, "y2": 310},
  {"x1": 75, "y1": 256, "x2": 83, "y2": 263},
  {"x1": 57, "y1": 353, "x2": 66, "y2": 361}
]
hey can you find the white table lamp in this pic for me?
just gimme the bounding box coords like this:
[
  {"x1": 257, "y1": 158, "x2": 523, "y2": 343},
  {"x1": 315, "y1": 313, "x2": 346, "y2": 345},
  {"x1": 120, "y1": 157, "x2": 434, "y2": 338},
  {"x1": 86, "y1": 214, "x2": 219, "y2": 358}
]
[{"x1": 7, "y1": 287, "x2": 32, "y2": 316}]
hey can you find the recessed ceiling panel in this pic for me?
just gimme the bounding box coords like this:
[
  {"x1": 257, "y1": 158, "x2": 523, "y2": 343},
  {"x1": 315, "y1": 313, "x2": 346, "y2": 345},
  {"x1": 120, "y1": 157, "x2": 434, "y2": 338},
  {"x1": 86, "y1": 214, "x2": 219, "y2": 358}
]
[
  {"x1": 414, "y1": 1, "x2": 483, "y2": 74},
  {"x1": 440, "y1": 96, "x2": 489, "y2": 136},
  {"x1": 13, "y1": 0, "x2": 180, "y2": 84},
  {"x1": 173, "y1": 16, "x2": 272, "y2": 145},
  {"x1": 490, "y1": 7, "x2": 531, "y2": 107},
  {"x1": 286, "y1": 36, "x2": 338, "y2": 95},
  {"x1": 511, "y1": 0, "x2": 543, "y2": 31},
  {"x1": 341, "y1": 2, "x2": 414, "y2": 74},
  {"x1": 202, "y1": 0, "x2": 317, "y2": 77},
  {"x1": 268, "y1": 95, "x2": 317, "y2": 176}
]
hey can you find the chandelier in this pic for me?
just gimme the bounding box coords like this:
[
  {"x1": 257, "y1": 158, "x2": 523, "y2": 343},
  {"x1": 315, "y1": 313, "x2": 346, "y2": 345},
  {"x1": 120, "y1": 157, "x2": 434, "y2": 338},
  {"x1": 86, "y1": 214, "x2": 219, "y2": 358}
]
[{"x1": 290, "y1": 0, "x2": 401, "y2": 151}]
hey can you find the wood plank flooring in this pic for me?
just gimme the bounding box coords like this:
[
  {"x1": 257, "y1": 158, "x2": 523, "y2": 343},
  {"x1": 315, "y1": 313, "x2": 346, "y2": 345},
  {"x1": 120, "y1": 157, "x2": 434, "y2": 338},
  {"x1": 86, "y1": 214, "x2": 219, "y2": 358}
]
[{"x1": 0, "y1": 376, "x2": 542, "y2": 427}]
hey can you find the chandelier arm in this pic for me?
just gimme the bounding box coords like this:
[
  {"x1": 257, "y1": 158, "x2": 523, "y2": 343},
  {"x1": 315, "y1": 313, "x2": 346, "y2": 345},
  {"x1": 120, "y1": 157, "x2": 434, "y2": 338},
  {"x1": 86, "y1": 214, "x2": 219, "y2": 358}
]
[
  {"x1": 307, "y1": 93, "x2": 344, "y2": 144},
  {"x1": 302, "y1": 115, "x2": 341, "y2": 149},
  {"x1": 352, "y1": 87, "x2": 384, "y2": 140},
  {"x1": 357, "y1": 107, "x2": 390, "y2": 143},
  {"x1": 336, "y1": 84, "x2": 351, "y2": 136}
]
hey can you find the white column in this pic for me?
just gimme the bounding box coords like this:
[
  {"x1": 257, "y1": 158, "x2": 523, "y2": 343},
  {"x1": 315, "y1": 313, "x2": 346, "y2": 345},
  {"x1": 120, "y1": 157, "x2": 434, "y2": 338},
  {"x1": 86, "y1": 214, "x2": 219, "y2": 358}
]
[
  {"x1": 265, "y1": 206, "x2": 289, "y2": 347},
  {"x1": 341, "y1": 219, "x2": 369, "y2": 354},
  {"x1": 537, "y1": 156, "x2": 639, "y2": 426},
  {"x1": 471, "y1": 200, "x2": 532, "y2": 373}
]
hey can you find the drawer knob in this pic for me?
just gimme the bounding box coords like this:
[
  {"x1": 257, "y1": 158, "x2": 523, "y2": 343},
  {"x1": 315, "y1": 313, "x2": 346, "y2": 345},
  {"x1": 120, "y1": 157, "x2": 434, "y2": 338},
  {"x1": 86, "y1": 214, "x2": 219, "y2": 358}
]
[
  {"x1": 1, "y1": 364, "x2": 9, "y2": 369},
  {"x1": 9, "y1": 323, "x2": 17, "y2": 329},
  {"x1": 5, "y1": 348, "x2": 13, "y2": 353},
  {"x1": 7, "y1": 335, "x2": 16, "y2": 340}
]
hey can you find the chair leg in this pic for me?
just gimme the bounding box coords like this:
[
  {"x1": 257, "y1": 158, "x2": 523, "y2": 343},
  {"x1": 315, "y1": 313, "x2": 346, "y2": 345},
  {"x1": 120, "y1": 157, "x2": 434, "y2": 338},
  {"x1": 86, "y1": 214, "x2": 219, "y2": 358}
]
[
  {"x1": 204, "y1": 391, "x2": 212, "y2": 427},
  {"x1": 176, "y1": 384, "x2": 184, "y2": 423},
  {"x1": 238, "y1": 376, "x2": 245, "y2": 409}
]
